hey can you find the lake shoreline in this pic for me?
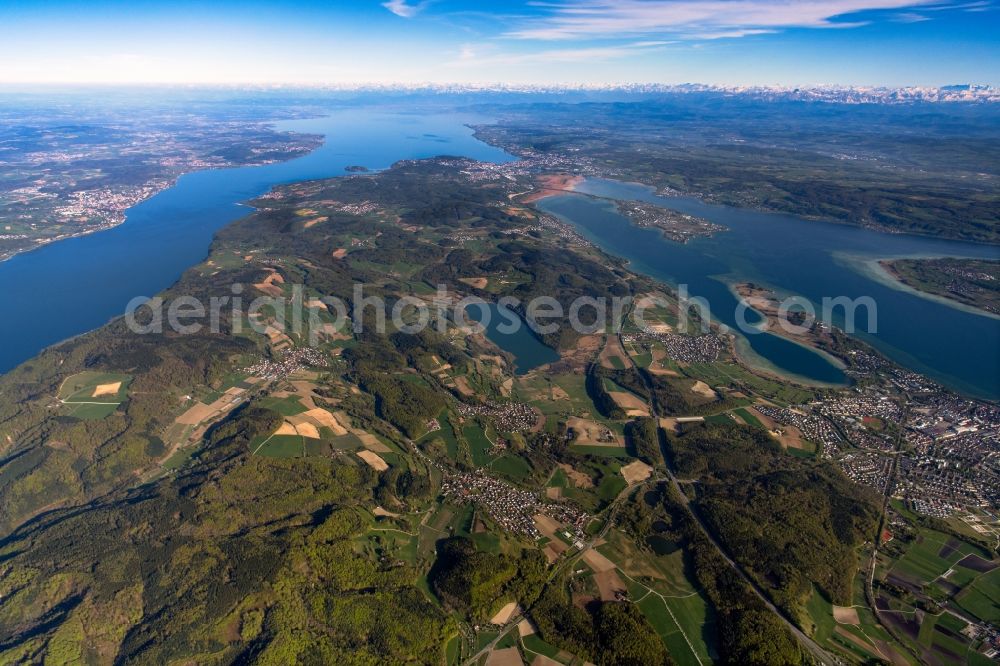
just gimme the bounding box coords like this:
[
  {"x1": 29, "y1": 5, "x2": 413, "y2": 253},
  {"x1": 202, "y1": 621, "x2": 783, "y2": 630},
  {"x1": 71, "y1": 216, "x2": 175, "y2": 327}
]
[
  {"x1": 841, "y1": 254, "x2": 1000, "y2": 321},
  {"x1": 0, "y1": 132, "x2": 325, "y2": 265},
  {"x1": 0, "y1": 178, "x2": 179, "y2": 265},
  {"x1": 0, "y1": 111, "x2": 514, "y2": 375},
  {"x1": 520, "y1": 173, "x2": 584, "y2": 203},
  {"x1": 877, "y1": 258, "x2": 1000, "y2": 320},
  {"x1": 728, "y1": 332, "x2": 850, "y2": 390},
  {"x1": 536, "y1": 191, "x2": 851, "y2": 388},
  {"x1": 588, "y1": 177, "x2": 1000, "y2": 248},
  {"x1": 538, "y1": 177, "x2": 999, "y2": 399},
  {"x1": 724, "y1": 281, "x2": 851, "y2": 387}
]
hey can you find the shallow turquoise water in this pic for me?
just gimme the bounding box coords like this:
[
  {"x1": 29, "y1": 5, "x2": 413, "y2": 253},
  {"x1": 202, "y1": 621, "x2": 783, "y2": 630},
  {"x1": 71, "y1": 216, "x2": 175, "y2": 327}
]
[
  {"x1": 2, "y1": 115, "x2": 995, "y2": 400},
  {"x1": 540, "y1": 179, "x2": 999, "y2": 399}
]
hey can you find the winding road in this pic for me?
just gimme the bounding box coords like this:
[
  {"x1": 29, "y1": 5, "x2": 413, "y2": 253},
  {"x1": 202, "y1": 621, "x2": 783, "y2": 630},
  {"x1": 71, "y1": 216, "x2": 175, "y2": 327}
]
[{"x1": 622, "y1": 324, "x2": 836, "y2": 665}]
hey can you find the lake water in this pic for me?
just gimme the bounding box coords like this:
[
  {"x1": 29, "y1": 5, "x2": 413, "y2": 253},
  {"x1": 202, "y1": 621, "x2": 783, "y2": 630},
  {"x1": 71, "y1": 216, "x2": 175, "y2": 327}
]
[
  {"x1": 539, "y1": 179, "x2": 1000, "y2": 399},
  {"x1": 0, "y1": 109, "x2": 513, "y2": 373},
  {"x1": 465, "y1": 302, "x2": 561, "y2": 375},
  {"x1": 1, "y1": 114, "x2": 996, "y2": 400}
]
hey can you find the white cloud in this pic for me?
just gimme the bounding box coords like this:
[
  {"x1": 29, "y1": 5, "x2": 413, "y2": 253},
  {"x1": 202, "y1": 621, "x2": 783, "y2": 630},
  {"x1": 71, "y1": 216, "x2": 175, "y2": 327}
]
[
  {"x1": 506, "y1": 0, "x2": 948, "y2": 40},
  {"x1": 447, "y1": 40, "x2": 672, "y2": 67},
  {"x1": 920, "y1": 1, "x2": 991, "y2": 9},
  {"x1": 382, "y1": 0, "x2": 429, "y2": 18},
  {"x1": 689, "y1": 28, "x2": 777, "y2": 39}
]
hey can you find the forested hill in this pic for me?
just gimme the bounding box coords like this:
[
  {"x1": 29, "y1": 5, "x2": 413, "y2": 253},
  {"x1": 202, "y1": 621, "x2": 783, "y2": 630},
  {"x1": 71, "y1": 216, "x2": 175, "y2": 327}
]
[{"x1": 0, "y1": 157, "x2": 883, "y2": 664}]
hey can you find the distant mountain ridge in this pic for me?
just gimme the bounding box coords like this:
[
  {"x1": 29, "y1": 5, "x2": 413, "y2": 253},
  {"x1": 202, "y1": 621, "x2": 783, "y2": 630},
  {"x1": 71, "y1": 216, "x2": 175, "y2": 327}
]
[{"x1": 241, "y1": 81, "x2": 1000, "y2": 104}]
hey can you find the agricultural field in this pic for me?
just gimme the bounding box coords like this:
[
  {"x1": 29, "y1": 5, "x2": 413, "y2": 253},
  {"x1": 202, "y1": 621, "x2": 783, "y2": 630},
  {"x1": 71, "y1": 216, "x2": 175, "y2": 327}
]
[
  {"x1": 873, "y1": 523, "x2": 1000, "y2": 664},
  {"x1": 731, "y1": 407, "x2": 763, "y2": 428},
  {"x1": 489, "y1": 454, "x2": 533, "y2": 482},
  {"x1": 258, "y1": 394, "x2": 309, "y2": 416},
  {"x1": 463, "y1": 423, "x2": 496, "y2": 466},
  {"x1": 0, "y1": 119, "x2": 979, "y2": 666},
  {"x1": 251, "y1": 433, "x2": 305, "y2": 458},
  {"x1": 596, "y1": 528, "x2": 715, "y2": 665},
  {"x1": 956, "y1": 569, "x2": 1000, "y2": 624},
  {"x1": 887, "y1": 527, "x2": 991, "y2": 594},
  {"x1": 57, "y1": 371, "x2": 132, "y2": 419},
  {"x1": 516, "y1": 372, "x2": 594, "y2": 425},
  {"x1": 248, "y1": 391, "x2": 382, "y2": 460},
  {"x1": 802, "y1": 585, "x2": 909, "y2": 664},
  {"x1": 551, "y1": 458, "x2": 629, "y2": 513},
  {"x1": 683, "y1": 362, "x2": 816, "y2": 405},
  {"x1": 418, "y1": 409, "x2": 462, "y2": 460},
  {"x1": 520, "y1": 632, "x2": 580, "y2": 665}
]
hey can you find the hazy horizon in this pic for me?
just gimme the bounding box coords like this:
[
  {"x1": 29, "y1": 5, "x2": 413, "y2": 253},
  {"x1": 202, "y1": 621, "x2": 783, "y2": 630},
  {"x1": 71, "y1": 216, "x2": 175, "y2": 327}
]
[{"x1": 1, "y1": 0, "x2": 997, "y2": 87}]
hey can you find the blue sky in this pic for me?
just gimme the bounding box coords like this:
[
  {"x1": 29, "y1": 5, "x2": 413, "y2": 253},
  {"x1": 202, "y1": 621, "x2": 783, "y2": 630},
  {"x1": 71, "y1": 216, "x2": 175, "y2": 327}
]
[{"x1": 0, "y1": 0, "x2": 996, "y2": 86}]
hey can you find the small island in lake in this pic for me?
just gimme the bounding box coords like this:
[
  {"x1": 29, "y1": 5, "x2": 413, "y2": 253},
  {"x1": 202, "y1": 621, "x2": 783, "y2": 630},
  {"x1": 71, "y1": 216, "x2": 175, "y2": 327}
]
[
  {"x1": 616, "y1": 200, "x2": 724, "y2": 243},
  {"x1": 344, "y1": 165, "x2": 370, "y2": 172},
  {"x1": 880, "y1": 257, "x2": 1000, "y2": 315}
]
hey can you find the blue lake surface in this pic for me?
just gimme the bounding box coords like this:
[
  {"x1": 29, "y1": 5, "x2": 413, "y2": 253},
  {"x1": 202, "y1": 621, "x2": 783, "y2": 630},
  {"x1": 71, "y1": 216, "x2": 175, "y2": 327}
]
[
  {"x1": 1, "y1": 113, "x2": 996, "y2": 400},
  {"x1": 539, "y1": 179, "x2": 1000, "y2": 399},
  {"x1": 465, "y1": 302, "x2": 560, "y2": 375},
  {"x1": 0, "y1": 109, "x2": 513, "y2": 373}
]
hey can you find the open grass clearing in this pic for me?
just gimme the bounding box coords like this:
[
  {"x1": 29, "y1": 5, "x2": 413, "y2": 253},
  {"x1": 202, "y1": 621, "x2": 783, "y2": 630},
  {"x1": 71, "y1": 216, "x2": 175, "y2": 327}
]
[
  {"x1": 58, "y1": 371, "x2": 132, "y2": 403},
  {"x1": 259, "y1": 395, "x2": 308, "y2": 416}
]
